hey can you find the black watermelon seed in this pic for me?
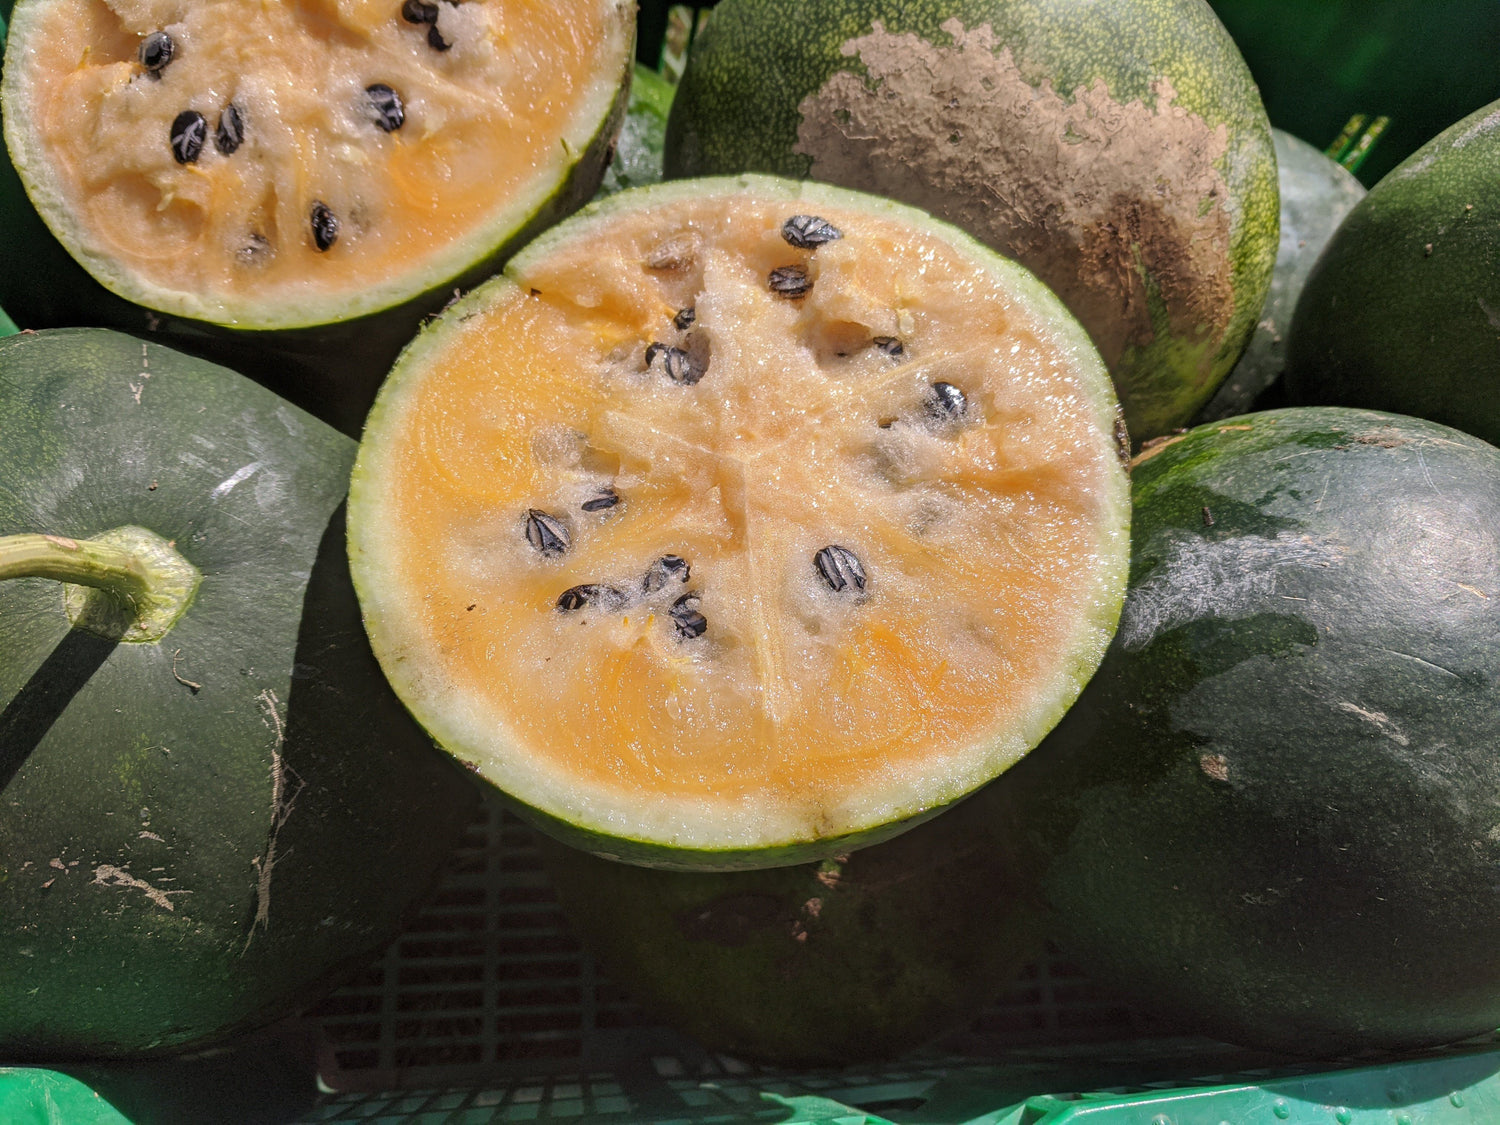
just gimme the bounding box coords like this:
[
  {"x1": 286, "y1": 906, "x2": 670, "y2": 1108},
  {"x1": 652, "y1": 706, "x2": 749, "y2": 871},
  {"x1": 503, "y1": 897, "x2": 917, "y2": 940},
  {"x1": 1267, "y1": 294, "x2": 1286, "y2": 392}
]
[
  {"x1": 215, "y1": 103, "x2": 244, "y2": 155},
  {"x1": 643, "y1": 555, "x2": 690, "y2": 594},
  {"x1": 769, "y1": 266, "x2": 812, "y2": 299},
  {"x1": 366, "y1": 84, "x2": 405, "y2": 132},
  {"x1": 581, "y1": 489, "x2": 619, "y2": 512},
  {"x1": 926, "y1": 381, "x2": 968, "y2": 422},
  {"x1": 169, "y1": 110, "x2": 207, "y2": 164},
  {"x1": 674, "y1": 306, "x2": 696, "y2": 330},
  {"x1": 556, "y1": 584, "x2": 626, "y2": 612},
  {"x1": 310, "y1": 202, "x2": 340, "y2": 251},
  {"x1": 524, "y1": 509, "x2": 570, "y2": 556},
  {"x1": 427, "y1": 23, "x2": 452, "y2": 50},
  {"x1": 645, "y1": 343, "x2": 704, "y2": 385},
  {"x1": 781, "y1": 215, "x2": 842, "y2": 249},
  {"x1": 872, "y1": 336, "x2": 904, "y2": 357},
  {"x1": 402, "y1": 0, "x2": 438, "y2": 22},
  {"x1": 814, "y1": 545, "x2": 867, "y2": 595},
  {"x1": 670, "y1": 592, "x2": 708, "y2": 639},
  {"x1": 139, "y1": 31, "x2": 174, "y2": 76}
]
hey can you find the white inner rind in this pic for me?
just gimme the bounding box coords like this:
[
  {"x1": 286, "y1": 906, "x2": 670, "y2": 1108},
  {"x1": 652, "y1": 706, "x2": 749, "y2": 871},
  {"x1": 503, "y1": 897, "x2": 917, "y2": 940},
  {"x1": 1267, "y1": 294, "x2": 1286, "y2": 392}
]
[
  {"x1": 1, "y1": 0, "x2": 632, "y2": 328},
  {"x1": 349, "y1": 176, "x2": 1130, "y2": 859}
]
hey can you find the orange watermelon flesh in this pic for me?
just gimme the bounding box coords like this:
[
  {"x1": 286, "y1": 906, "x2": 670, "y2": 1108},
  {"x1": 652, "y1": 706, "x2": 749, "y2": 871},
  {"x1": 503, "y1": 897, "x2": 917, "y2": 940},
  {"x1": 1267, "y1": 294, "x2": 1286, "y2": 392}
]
[
  {"x1": 2, "y1": 0, "x2": 633, "y2": 328},
  {"x1": 350, "y1": 176, "x2": 1130, "y2": 868}
]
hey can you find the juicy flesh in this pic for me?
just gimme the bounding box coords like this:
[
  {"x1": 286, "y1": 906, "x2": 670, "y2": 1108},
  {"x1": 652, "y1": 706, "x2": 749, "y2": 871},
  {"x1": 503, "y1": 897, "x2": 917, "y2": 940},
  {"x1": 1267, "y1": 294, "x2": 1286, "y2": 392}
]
[
  {"x1": 19, "y1": 0, "x2": 616, "y2": 316},
  {"x1": 378, "y1": 194, "x2": 1122, "y2": 819}
]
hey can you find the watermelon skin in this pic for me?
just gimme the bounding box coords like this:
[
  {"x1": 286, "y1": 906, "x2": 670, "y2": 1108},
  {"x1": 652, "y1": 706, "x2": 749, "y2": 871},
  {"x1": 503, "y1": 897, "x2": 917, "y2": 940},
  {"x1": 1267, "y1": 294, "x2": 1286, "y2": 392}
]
[
  {"x1": 596, "y1": 64, "x2": 675, "y2": 198},
  {"x1": 0, "y1": 329, "x2": 478, "y2": 1058},
  {"x1": 1205, "y1": 0, "x2": 1500, "y2": 186},
  {"x1": 0, "y1": 7, "x2": 633, "y2": 439},
  {"x1": 663, "y1": 0, "x2": 1278, "y2": 442},
  {"x1": 1191, "y1": 129, "x2": 1365, "y2": 423},
  {"x1": 1284, "y1": 101, "x2": 1500, "y2": 448},
  {"x1": 537, "y1": 775, "x2": 1046, "y2": 1067},
  {"x1": 1022, "y1": 407, "x2": 1500, "y2": 1055}
]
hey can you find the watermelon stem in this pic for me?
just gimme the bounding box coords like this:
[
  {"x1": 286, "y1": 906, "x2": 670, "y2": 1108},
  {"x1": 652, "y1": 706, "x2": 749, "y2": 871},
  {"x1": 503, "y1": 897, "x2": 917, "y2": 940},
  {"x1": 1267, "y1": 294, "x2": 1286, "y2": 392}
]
[{"x1": 0, "y1": 527, "x2": 201, "y2": 642}]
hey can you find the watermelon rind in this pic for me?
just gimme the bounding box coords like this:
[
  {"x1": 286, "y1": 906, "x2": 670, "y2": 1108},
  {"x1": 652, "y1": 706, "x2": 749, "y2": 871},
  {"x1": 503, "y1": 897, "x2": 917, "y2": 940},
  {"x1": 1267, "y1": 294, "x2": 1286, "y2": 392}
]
[{"x1": 1192, "y1": 129, "x2": 1366, "y2": 423}]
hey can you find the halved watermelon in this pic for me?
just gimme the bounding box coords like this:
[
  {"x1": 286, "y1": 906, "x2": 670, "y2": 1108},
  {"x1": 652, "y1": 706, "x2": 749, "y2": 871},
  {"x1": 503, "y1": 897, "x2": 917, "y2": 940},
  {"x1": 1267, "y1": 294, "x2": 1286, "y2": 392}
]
[
  {"x1": 349, "y1": 175, "x2": 1130, "y2": 870},
  {"x1": 0, "y1": 0, "x2": 633, "y2": 336}
]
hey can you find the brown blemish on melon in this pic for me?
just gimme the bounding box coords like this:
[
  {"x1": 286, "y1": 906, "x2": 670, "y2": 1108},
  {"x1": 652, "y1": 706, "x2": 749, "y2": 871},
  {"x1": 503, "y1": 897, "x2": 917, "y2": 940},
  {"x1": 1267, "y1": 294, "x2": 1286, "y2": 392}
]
[
  {"x1": 1130, "y1": 431, "x2": 1189, "y2": 468},
  {"x1": 794, "y1": 19, "x2": 1235, "y2": 373}
]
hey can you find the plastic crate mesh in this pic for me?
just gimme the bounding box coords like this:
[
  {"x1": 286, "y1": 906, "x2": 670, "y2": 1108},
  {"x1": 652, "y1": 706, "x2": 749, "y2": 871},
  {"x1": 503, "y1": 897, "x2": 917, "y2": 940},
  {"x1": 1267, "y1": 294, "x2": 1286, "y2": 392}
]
[{"x1": 301, "y1": 791, "x2": 1173, "y2": 1101}]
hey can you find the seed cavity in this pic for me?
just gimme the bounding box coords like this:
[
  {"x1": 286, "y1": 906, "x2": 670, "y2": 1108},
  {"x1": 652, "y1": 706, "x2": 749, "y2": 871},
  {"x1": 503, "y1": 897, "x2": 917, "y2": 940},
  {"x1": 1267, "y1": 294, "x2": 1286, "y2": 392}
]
[
  {"x1": 674, "y1": 306, "x2": 696, "y2": 331},
  {"x1": 215, "y1": 103, "x2": 244, "y2": 155},
  {"x1": 670, "y1": 592, "x2": 708, "y2": 639},
  {"x1": 169, "y1": 110, "x2": 207, "y2": 165},
  {"x1": 769, "y1": 266, "x2": 812, "y2": 299},
  {"x1": 581, "y1": 488, "x2": 619, "y2": 512},
  {"x1": 237, "y1": 233, "x2": 271, "y2": 265},
  {"x1": 872, "y1": 336, "x2": 904, "y2": 357},
  {"x1": 524, "y1": 509, "x2": 570, "y2": 557},
  {"x1": 556, "y1": 584, "x2": 627, "y2": 612},
  {"x1": 645, "y1": 342, "x2": 705, "y2": 386},
  {"x1": 139, "y1": 31, "x2": 173, "y2": 77},
  {"x1": 643, "y1": 555, "x2": 690, "y2": 594},
  {"x1": 781, "y1": 215, "x2": 843, "y2": 249},
  {"x1": 401, "y1": 0, "x2": 438, "y2": 22},
  {"x1": 366, "y1": 84, "x2": 406, "y2": 132},
  {"x1": 814, "y1": 545, "x2": 867, "y2": 595},
  {"x1": 646, "y1": 234, "x2": 698, "y2": 271},
  {"x1": 926, "y1": 381, "x2": 968, "y2": 422},
  {"x1": 310, "y1": 202, "x2": 340, "y2": 251}
]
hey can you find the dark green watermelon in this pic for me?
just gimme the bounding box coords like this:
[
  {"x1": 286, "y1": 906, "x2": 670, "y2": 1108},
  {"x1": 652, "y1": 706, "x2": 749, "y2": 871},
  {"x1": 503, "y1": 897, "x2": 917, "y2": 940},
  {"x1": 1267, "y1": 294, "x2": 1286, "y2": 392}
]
[
  {"x1": 538, "y1": 774, "x2": 1046, "y2": 1066},
  {"x1": 0, "y1": 328, "x2": 478, "y2": 1058},
  {"x1": 1017, "y1": 406, "x2": 1500, "y2": 1055},
  {"x1": 1192, "y1": 129, "x2": 1365, "y2": 423},
  {"x1": 663, "y1": 0, "x2": 1279, "y2": 442},
  {"x1": 1284, "y1": 100, "x2": 1500, "y2": 447}
]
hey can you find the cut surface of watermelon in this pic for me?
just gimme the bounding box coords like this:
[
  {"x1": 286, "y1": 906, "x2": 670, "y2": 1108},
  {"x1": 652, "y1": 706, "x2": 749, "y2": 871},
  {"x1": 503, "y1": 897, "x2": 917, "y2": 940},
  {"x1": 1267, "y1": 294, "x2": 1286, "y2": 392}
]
[
  {"x1": 1, "y1": 0, "x2": 633, "y2": 329},
  {"x1": 349, "y1": 176, "x2": 1130, "y2": 868}
]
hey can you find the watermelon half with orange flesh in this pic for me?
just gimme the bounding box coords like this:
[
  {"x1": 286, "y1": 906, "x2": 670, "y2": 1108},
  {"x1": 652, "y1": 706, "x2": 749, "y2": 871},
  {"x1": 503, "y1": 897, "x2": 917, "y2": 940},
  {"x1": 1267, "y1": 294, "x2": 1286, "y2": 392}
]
[
  {"x1": 0, "y1": 0, "x2": 634, "y2": 428},
  {"x1": 349, "y1": 175, "x2": 1131, "y2": 870}
]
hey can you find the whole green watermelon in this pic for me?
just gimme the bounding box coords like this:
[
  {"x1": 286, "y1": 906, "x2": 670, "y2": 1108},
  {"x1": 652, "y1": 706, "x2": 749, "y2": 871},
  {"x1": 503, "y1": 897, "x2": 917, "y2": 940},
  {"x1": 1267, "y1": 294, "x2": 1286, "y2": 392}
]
[
  {"x1": 0, "y1": 329, "x2": 478, "y2": 1058},
  {"x1": 1022, "y1": 407, "x2": 1500, "y2": 1055},
  {"x1": 664, "y1": 0, "x2": 1278, "y2": 442},
  {"x1": 1285, "y1": 100, "x2": 1500, "y2": 446},
  {"x1": 538, "y1": 774, "x2": 1046, "y2": 1066}
]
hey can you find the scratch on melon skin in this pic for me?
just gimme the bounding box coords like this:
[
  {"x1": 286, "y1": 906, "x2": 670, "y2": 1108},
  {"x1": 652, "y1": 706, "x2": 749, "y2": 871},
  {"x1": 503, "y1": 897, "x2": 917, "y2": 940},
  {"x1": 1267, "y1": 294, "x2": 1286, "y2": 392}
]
[{"x1": 92, "y1": 865, "x2": 184, "y2": 912}]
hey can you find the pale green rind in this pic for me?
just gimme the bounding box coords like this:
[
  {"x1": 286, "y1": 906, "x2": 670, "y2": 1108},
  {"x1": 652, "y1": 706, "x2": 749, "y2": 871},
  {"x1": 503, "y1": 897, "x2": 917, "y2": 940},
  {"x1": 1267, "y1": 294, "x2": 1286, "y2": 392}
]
[
  {"x1": 0, "y1": 0, "x2": 634, "y2": 332},
  {"x1": 350, "y1": 175, "x2": 1130, "y2": 870}
]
